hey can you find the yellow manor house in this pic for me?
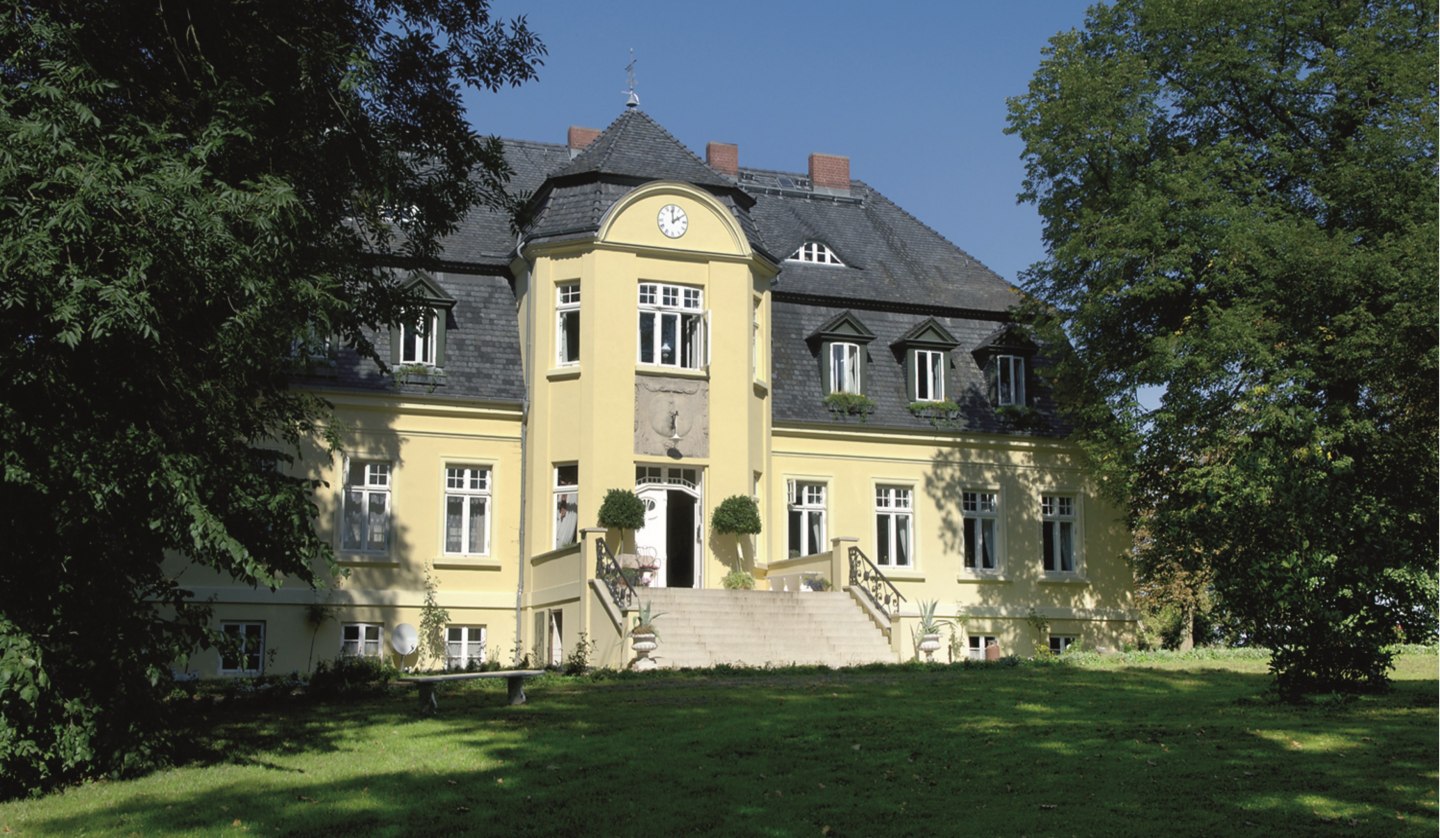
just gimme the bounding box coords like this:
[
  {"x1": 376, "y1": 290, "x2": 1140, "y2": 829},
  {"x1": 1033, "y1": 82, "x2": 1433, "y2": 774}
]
[{"x1": 178, "y1": 107, "x2": 1136, "y2": 675}]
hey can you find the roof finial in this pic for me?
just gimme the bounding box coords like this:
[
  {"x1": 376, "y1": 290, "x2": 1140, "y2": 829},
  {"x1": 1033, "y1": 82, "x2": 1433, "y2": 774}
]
[{"x1": 624, "y1": 49, "x2": 640, "y2": 109}]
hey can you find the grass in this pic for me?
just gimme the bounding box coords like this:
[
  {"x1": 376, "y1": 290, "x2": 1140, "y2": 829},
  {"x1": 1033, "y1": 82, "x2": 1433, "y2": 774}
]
[{"x1": 0, "y1": 650, "x2": 1435, "y2": 837}]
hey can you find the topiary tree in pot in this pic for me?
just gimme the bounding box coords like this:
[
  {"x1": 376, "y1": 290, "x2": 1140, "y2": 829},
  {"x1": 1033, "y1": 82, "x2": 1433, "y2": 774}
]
[
  {"x1": 596, "y1": 488, "x2": 646, "y2": 553},
  {"x1": 712, "y1": 494, "x2": 762, "y2": 580}
]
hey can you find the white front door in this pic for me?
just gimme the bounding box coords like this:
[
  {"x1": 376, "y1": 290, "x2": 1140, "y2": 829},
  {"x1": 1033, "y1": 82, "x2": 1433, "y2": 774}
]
[{"x1": 635, "y1": 485, "x2": 669, "y2": 587}]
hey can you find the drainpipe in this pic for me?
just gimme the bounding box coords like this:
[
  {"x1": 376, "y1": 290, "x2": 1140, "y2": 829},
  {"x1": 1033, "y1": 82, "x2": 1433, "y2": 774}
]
[{"x1": 513, "y1": 245, "x2": 534, "y2": 666}]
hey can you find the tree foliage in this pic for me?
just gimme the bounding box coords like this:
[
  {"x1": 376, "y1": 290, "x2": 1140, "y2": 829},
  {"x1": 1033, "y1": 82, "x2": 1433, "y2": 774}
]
[
  {"x1": 0, "y1": 1, "x2": 542, "y2": 796},
  {"x1": 1007, "y1": 0, "x2": 1437, "y2": 695}
]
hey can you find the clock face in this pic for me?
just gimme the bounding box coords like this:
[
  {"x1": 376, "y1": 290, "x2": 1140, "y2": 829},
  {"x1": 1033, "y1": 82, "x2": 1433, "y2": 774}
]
[{"x1": 657, "y1": 204, "x2": 688, "y2": 238}]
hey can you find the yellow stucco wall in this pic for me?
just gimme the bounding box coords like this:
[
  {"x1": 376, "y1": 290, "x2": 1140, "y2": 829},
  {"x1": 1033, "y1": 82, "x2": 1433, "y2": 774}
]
[{"x1": 768, "y1": 424, "x2": 1136, "y2": 657}]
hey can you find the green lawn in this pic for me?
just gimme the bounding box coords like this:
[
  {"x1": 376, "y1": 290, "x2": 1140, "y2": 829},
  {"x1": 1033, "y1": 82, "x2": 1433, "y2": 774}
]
[{"x1": 1, "y1": 651, "x2": 1435, "y2": 837}]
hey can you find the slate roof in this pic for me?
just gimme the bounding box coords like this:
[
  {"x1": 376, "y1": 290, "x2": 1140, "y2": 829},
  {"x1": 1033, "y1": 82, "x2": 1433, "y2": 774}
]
[{"x1": 329, "y1": 108, "x2": 1064, "y2": 436}]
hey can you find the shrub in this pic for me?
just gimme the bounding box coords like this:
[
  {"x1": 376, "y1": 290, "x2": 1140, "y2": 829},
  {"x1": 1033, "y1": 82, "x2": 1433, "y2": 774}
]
[
  {"x1": 723, "y1": 570, "x2": 756, "y2": 590},
  {"x1": 597, "y1": 489, "x2": 646, "y2": 532},
  {"x1": 823, "y1": 392, "x2": 875, "y2": 417},
  {"x1": 712, "y1": 495, "x2": 761, "y2": 535},
  {"x1": 308, "y1": 656, "x2": 397, "y2": 698}
]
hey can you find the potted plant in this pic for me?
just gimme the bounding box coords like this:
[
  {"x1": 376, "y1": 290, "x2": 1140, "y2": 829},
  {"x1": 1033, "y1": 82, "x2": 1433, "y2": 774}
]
[
  {"x1": 630, "y1": 601, "x2": 663, "y2": 671},
  {"x1": 597, "y1": 488, "x2": 646, "y2": 553},
  {"x1": 917, "y1": 600, "x2": 947, "y2": 662},
  {"x1": 712, "y1": 493, "x2": 762, "y2": 581}
]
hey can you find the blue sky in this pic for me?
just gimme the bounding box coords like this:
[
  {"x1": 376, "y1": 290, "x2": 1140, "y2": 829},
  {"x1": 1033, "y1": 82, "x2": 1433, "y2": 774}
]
[{"x1": 467, "y1": 2, "x2": 1094, "y2": 286}]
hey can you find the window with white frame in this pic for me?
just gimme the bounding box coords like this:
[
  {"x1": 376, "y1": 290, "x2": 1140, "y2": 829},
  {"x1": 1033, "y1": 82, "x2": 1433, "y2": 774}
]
[
  {"x1": 219, "y1": 621, "x2": 265, "y2": 674},
  {"x1": 444, "y1": 466, "x2": 490, "y2": 556},
  {"x1": 968, "y1": 635, "x2": 999, "y2": 660},
  {"x1": 1049, "y1": 635, "x2": 1076, "y2": 654},
  {"x1": 399, "y1": 309, "x2": 438, "y2": 365},
  {"x1": 874, "y1": 485, "x2": 913, "y2": 567},
  {"x1": 787, "y1": 481, "x2": 827, "y2": 558},
  {"x1": 341, "y1": 623, "x2": 382, "y2": 658},
  {"x1": 638, "y1": 283, "x2": 706, "y2": 369},
  {"x1": 446, "y1": 625, "x2": 487, "y2": 669},
  {"x1": 829, "y1": 342, "x2": 860, "y2": 394},
  {"x1": 788, "y1": 241, "x2": 844, "y2": 265},
  {"x1": 1041, "y1": 495, "x2": 1076, "y2": 573},
  {"x1": 915, "y1": 349, "x2": 945, "y2": 401},
  {"x1": 557, "y1": 284, "x2": 580, "y2": 366},
  {"x1": 342, "y1": 461, "x2": 390, "y2": 552},
  {"x1": 962, "y1": 491, "x2": 999, "y2": 572},
  {"x1": 996, "y1": 355, "x2": 1026, "y2": 406},
  {"x1": 554, "y1": 464, "x2": 579, "y2": 549}
]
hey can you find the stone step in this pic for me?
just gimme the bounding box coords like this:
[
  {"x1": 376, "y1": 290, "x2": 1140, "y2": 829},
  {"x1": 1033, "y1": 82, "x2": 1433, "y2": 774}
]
[{"x1": 629, "y1": 588, "x2": 894, "y2": 669}]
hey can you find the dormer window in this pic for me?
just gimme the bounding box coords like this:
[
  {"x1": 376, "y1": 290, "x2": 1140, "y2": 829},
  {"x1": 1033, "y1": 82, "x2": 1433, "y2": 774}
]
[
  {"x1": 390, "y1": 271, "x2": 455, "y2": 370},
  {"x1": 789, "y1": 242, "x2": 844, "y2": 266},
  {"x1": 808, "y1": 311, "x2": 875, "y2": 398},
  {"x1": 972, "y1": 324, "x2": 1037, "y2": 410},
  {"x1": 893, "y1": 318, "x2": 959, "y2": 404},
  {"x1": 996, "y1": 355, "x2": 1026, "y2": 406}
]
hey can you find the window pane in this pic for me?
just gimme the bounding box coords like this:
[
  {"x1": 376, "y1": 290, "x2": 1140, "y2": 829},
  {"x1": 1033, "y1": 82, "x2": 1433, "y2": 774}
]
[
  {"x1": 896, "y1": 517, "x2": 910, "y2": 566},
  {"x1": 446, "y1": 496, "x2": 464, "y2": 553},
  {"x1": 469, "y1": 496, "x2": 487, "y2": 553},
  {"x1": 810, "y1": 513, "x2": 824, "y2": 556},
  {"x1": 344, "y1": 490, "x2": 364, "y2": 549},
  {"x1": 639, "y1": 312, "x2": 654, "y2": 363},
  {"x1": 980, "y1": 519, "x2": 996, "y2": 569},
  {"x1": 660, "y1": 313, "x2": 677, "y2": 365},
  {"x1": 964, "y1": 518, "x2": 977, "y2": 568},
  {"x1": 788, "y1": 509, "x2": 802, "y2": 556},
  {"x1": 1043, "y1": 522, "x2": 1055, "y2": 571},
  {"x1": 876, "y1": 516, "x2": 891, "y2": 565},
  {"x1": 560, "y1": 311, "x2": 580, "y2": 363},
  {"x1": 1059, "y1": 521, "x2": 1073, "y2": 572},
  {"x1": 367, "y1": 493, "x2": 387, "y2": 550}
]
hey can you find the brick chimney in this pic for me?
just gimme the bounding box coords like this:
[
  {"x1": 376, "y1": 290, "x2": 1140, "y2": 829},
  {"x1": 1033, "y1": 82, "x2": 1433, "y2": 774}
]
[
  {"x1": 568, "y1": 125, "x2": 601, "y2": 150},
  {"x1": 809, "y1": 153, "x2": 850, "y2": 191},
  {"x1": 707, "y1": 141, "x2": 738, "y2": 176}
]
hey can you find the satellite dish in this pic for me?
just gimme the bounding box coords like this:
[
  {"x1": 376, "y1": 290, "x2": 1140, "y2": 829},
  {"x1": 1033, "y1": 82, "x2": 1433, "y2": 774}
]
[{"x1": 391, "y1": 623, "x2": 419, "y2": 656}]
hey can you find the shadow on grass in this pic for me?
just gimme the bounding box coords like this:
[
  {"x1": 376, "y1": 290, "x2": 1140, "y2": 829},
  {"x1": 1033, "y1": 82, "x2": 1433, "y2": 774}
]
[{"x1": 17, "y1": 665, "x2": 1439, "y2": 837}]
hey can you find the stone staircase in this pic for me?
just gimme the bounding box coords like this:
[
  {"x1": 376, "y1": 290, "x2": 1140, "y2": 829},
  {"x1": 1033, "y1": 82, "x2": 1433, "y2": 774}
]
[{"x1": 635, "y1": 588, "x2": 896, "y2": 668}]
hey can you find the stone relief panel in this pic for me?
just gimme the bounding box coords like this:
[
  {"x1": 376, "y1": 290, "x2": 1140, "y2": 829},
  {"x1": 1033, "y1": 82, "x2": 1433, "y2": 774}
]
[{"x1": 635, "y1": 377, "x2": 709, "y2": 458}]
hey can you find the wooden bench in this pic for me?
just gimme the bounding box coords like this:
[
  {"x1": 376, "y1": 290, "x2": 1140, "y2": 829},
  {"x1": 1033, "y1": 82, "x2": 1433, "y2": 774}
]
[{"x1": 399, "y1": 670, "x2": 545, "y2": 711}]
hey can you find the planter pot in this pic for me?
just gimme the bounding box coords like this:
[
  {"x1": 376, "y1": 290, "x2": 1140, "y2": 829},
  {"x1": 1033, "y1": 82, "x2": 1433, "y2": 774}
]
[
  {"x1": 631, "y1": 631, "x2": 658, "y2": 671},
  {"x1": 919, "y1": 632, "x2": 942, "y2": 662}
]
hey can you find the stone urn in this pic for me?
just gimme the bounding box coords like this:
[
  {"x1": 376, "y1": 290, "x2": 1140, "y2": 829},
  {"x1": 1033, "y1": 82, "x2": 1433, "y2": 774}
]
[
  {"x1": 630, "y1": 630, "x2": 658, "y2": 671},
  {"x1": 918, "y1": 633, "x2": 942, "y2": 662}
]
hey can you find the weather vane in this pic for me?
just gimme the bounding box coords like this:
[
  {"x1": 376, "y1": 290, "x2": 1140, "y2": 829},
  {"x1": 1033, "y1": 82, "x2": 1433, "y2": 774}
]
[{"x1": 624, "y1": 49, "x2": 639, "y2": 109}]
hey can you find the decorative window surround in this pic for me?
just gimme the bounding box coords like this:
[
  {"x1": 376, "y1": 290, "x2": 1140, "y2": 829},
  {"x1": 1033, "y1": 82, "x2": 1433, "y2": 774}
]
[
  {"x1": 787, "y1": 480, "x2": 827, "y2": 558},
  {"x1": 342, "y1": 461, "x2": 391, "y2": 553},
  {"x1": 444, "y1": 466, "x2": 491, "y2": 556},
  {"x1": 219, "y1": 621, "x2": 265, "y2": 674},
  {"x1": 874, "y1": 485, "x2": 913, "y2": 568},
  {"x1": 962, "y1": 491, "x2": 1000, "y2": 573},
  {"x1": 341, "y1": 623, "x2": 382, "y2": 658},
  {"x1": 638, "y1": 282, "x2": 707, "y2": 370}
]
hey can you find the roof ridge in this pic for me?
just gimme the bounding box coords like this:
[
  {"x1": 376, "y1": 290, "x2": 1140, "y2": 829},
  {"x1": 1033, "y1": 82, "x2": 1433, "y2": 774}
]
[{"x1": 631, "y1": 110, "x2": 738, "y2": 183}]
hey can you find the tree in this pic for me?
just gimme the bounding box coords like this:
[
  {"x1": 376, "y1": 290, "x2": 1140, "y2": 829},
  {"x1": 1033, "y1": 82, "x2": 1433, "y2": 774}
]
[
  {"x1": 1006, "y1": 0, "x2": 1436, "y2": 696},
  {"x1": 0, "y1": 1, "x2": 542, "y2": 796}
]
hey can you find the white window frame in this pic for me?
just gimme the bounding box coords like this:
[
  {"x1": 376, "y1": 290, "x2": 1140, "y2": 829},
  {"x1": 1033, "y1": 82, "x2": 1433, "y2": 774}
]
[
  {"x1": 788, "y1": 241, "x2": 844, "y2": 265},
  {"x1": 787, "y1": 480, "x2": 827, "y2": 559},
  {"x1": 444, "y1": 465, "x2": 491, "y2": 556},
  {"x1": 1041, "y1": 494, "x2": 1077, "y2": 574},
  {"x1": 637, "y1": 282, "x2": 707, "y2": 370},
  {"x1": 341, "y1": 623, "x2": 382, "y2": 658},
  {"x1": 341, "y1": 460, "x2": 391, "y2": 553},
  {"x1": 219, "y1": 621, "x2": 265, "y2": 675},
  {"x1": 557, "y1": 284, "x2": 580, "y2": 366},
  {"x1": 962, "y1": 491, "x2": 1000, "y2": 573},
  {"x1": 874, "y1": 485, "x2": 913, "y2": 568},
  {"x1": 915, "y1": 349, "x2": 945, "y2": 401},
  {"x1": 446, "y1": 625, "x2": 487, "y2": 669},
  {"x1": 997, "y1": 355, "x2": 1025, "y2": 406},
  {"x1": 1049, "y1": 635, "x2": 1077, "y2": 654},
  {"x1": 968, "y1": 635, "x2": 999, "y2": 661},
  {"x1": 399, "y1": 309, "x2": 438, "y2": 366},
  {"x1": 829, "y1": 341, "x2": 860, "y2": 394},
  {"x1": 554, "y1": 464, "x2": 579, "y2": 550}
]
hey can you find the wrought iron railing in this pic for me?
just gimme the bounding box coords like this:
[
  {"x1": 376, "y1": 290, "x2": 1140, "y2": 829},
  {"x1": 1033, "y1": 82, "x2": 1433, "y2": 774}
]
[
  {"x1": 848, "y1": 545, "x2": 905, "y2": 615},
  {"x1": 595, "y1": 538, "x2": 637, "y2": 610}
]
